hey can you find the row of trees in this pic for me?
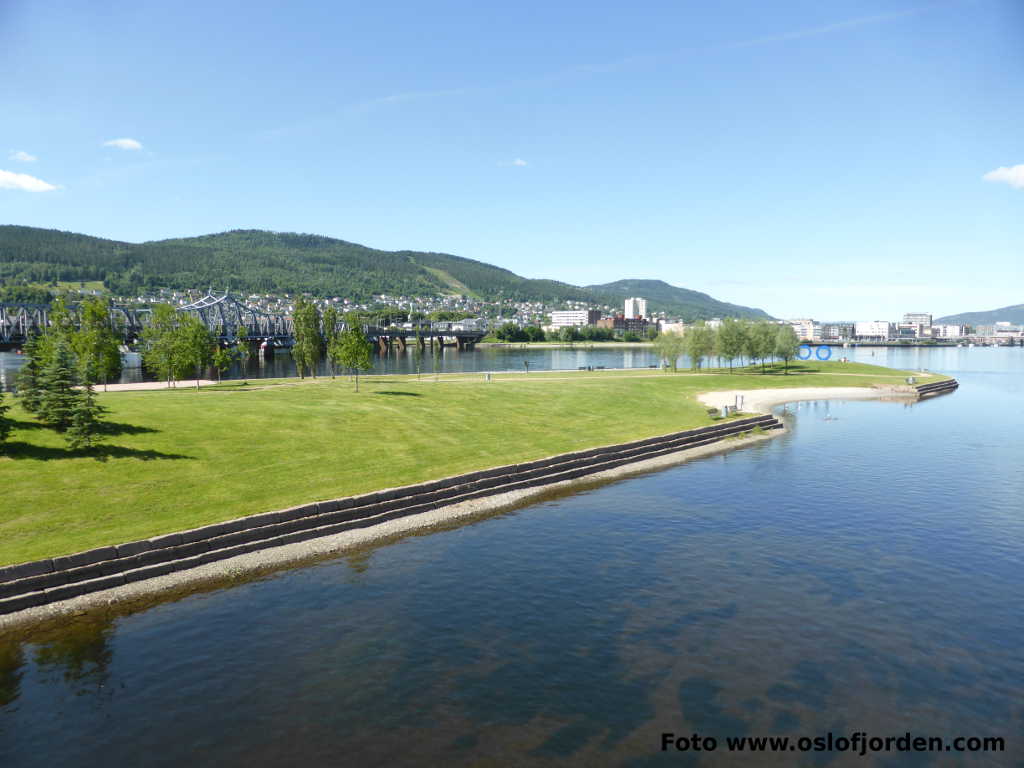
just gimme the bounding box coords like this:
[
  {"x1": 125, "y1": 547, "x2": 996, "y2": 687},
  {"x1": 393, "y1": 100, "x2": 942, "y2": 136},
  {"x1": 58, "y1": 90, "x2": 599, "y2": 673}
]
[
  {"x1": 292, "y1": 299, "x2": 374, "y2": 390},
  {"x1": 492, "y1": 323, "x2": 660, "y2": 343},
  {"x1": 12, "y1": 297, "x2": 120, "y2": 451},
  {"x1": 653, "y1": 320, "x2": 802, "y2": 373}
]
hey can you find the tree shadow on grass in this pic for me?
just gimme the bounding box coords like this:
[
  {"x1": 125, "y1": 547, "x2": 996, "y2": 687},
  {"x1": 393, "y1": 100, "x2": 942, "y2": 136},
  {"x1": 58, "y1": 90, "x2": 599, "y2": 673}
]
[
  {"x1": 97, "y1": 421, "x2": 159, "y2": 436},
  {"x1": 375, "y1": 391, "x2": 423, "y2": 397},
  {"x1": 1, "y1": 442, "x2": 192, "y2": 462},
  {"x1": 10, "y1": 419, "x2": 158, "y2": 436}
]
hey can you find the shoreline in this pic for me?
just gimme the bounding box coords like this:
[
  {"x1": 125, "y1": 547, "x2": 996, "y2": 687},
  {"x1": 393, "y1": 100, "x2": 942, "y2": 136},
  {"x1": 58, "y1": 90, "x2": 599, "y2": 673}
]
[
  {"x1": 0, "y1": 425, "x2": 782, "y2": 631},
  {"x1": 0, "y1": 381, "x2": 953, "y2": 629}
]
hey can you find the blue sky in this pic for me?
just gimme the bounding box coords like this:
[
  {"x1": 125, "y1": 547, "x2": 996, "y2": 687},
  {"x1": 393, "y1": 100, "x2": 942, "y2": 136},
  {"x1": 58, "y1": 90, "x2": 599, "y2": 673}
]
[{"x1": 2, "y1": 0, "x2": 1021, "y2": 319}]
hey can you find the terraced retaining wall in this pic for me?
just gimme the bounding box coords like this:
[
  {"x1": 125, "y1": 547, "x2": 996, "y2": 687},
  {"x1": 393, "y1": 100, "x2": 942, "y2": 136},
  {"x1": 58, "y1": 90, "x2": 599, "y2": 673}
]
[
  {"x1": 915, "y1": 378, "x2": 959, "y2": 398},
  {"x1": 0, "y1": 414, "x2": 783, "y2": 615}
]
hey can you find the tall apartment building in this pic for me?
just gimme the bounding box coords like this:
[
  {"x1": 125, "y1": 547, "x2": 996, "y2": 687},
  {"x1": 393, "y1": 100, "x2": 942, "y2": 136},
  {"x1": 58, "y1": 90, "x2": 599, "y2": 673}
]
[
  {"x1": 549, "y1": 309, "x2": 602, "y2": 329},
  {"x1": 624, "y1": 297, "x2": 648, "y2": 319}
]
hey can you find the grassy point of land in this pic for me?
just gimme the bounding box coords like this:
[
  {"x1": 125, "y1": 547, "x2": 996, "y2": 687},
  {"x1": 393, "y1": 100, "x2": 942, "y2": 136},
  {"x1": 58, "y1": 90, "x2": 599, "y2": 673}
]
[{"x1": 0, "y1": 360, "x2": 947, "y2": 565}]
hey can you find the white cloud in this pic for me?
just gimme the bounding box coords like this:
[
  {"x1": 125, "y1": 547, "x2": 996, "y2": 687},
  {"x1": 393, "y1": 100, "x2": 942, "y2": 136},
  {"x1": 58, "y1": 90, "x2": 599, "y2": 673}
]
[
  {"x1": 983, "y1": 165, "x2": 1024, "y2": 189},
  {"x1": 512, "y1": 158, "x2": 528, "y2": 166},
  {"x1": 9, "y1": 150, "x2": 37, "y2": 163},
  {"x1": 0, "y1": 169, "x2": 59, "y2": 192},
  {"x1": 103, "y1": 137, "x2": 143, "y2": 151}
]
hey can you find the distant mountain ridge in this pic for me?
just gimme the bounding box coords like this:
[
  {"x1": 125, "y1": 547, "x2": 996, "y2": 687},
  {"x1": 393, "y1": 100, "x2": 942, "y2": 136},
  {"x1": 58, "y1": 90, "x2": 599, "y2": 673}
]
[
  {"x1": 0, "y1": 225, "x2": 771, "y2": 320},
  {"x1": 936, "y1": 304, "x2": 1024, "y2": 325}
]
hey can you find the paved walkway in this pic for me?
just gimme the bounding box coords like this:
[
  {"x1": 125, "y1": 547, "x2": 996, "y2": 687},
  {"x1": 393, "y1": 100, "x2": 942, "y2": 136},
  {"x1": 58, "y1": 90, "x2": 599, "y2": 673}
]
[{"x1": 97, "y1": 380, "x2": 218, "y2": 391}]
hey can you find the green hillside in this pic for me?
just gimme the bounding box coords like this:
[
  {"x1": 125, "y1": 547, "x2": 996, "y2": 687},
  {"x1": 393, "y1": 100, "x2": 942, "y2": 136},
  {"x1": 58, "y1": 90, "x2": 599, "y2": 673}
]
[
  {"x1": 0, "y1": 225, "x2": 771, "y2": 319},
  {"x1": 587, "y1": 279, "x2": 772, "y2": 321},
  {"x1": 936, "y1": 304, "x2": 1024, "y2": 326}
]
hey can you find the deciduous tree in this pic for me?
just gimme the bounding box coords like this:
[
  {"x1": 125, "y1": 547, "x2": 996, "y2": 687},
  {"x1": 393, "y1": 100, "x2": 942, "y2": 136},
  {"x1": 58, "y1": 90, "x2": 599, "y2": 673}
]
[
  {"x1": 141, "y1": 304, "x2": 182, "y2": 387},
  {"x1": 774, "y1": 325, "x2": 800, "y2": 374},
  {"x1": 291, "y1": 298, "x2": 322, "y2": 379},
  {"x1": 176, "y1": 314, "x2": 214, "y2": 389},
  {"x1": 653, "y1": 330, "x2": 686, "y2": 372},
  {"x1": 73, "y1": 296, "x2": 122, "y2": 390},
  {"x1": 322, "y1": 306, "x2": 340, "y2": 378},
  {"x1": 336, "y1": 312, "x2": 373, "y2": 391},
  {"x1": 212, "y1": 346, "x2": 232, "y2": 383},
  {"x1": 685, "y1": 324, "x2": 716, "y2": 371},
  {"x1": 716, "y1": 318, "x2": 747, "y2": 370}
]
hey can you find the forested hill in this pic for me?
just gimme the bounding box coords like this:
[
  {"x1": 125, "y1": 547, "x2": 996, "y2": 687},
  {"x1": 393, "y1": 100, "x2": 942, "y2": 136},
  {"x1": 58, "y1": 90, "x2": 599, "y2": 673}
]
[
  {"x1": 0, "y1": 226, "x2": 771, "y2": 319},
  {"x1": 935, "y1": 304, "x2": 1024, "y2": 326},
  {"x1": 587, "y1": 279, "x2": 772, "y2": 321}
]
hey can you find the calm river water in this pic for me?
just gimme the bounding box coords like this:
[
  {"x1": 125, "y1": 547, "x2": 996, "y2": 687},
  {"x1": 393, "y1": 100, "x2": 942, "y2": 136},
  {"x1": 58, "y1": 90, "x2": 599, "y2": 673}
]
[{"x1": 1, "y1": 347, "x2": 1022, "y2": 766}]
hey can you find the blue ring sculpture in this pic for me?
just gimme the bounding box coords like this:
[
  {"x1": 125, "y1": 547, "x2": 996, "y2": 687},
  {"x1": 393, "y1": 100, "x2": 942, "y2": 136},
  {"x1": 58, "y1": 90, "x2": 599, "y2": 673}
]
[
  {"x1": 797, "y1": 344, "x2": 813, "y2": 360},
  {"x1": 816, "y1": 345, "x2": 832, "y2": 361}
]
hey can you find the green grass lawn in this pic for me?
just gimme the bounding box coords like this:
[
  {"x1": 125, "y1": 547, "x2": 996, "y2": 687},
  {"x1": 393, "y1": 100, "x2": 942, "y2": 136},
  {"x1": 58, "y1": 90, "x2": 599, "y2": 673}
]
[{"x1": 0, "y1": 360, "x2": 944, "y2": 565}]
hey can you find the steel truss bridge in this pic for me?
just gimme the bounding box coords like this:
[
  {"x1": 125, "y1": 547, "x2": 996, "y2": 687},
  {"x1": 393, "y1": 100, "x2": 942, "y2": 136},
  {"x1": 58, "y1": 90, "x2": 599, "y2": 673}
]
[{"x1": 1, "y1": 292, "x2": 486, "y2": 351}]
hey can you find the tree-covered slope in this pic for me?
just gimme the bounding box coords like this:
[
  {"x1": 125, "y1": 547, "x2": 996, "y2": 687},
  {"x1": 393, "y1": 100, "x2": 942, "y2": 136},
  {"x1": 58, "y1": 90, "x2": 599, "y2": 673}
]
[
  {"x1": 0, "y1": 225, "x2": 771, "y2": 318},
  {"x1": 587, "y1": 279, "x2": 772, "y2": 321},
  {"x1": 935, "y1": 304, "x2": 1024, "y2": 326}
]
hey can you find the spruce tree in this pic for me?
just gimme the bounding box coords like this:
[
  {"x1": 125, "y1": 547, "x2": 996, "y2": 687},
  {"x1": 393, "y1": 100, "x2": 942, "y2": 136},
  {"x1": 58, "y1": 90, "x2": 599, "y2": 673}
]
[
  {"x1": 0, "y1": 381, "x2": 12, "y2": 447},
  {"x1": 15, "y1": 336, "x2": 45, "y2": 414},
  {"x1": 66, "y1": 382, "x2": 106, "y2": 451},
  {"x1": 37, "y1": 339, "x2": 81, "y2": 431}
]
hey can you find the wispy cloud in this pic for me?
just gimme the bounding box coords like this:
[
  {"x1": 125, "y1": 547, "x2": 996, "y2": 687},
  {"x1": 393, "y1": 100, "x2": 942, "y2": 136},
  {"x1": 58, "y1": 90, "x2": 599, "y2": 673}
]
[
  {"x1": 983, "y1": 164, "x2": 1024, "y2": 190},
  {"x1": 9, "y1": 150, "x2": 37, "y2": 163},
  {"x1": 0, "y1": 169, "x2": 59, "y2": 192},
  {"x1": 259, "y1": 2, "x2": 954, "y2": 143},
  {"x1": 513, "y1": 158, "x2": 527, "y2": 167},
  {"x1": 576, "y1": 1, "x2": 952, "y2": 76},
  {"x1": 103, "y1": 137, "x2": 143, "y2": 151}
]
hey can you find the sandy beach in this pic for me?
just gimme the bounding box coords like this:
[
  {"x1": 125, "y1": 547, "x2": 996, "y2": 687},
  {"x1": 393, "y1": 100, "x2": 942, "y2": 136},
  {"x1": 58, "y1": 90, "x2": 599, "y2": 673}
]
[{"x1": 698, "y1": 385, "x2": 917, "y2": 413}]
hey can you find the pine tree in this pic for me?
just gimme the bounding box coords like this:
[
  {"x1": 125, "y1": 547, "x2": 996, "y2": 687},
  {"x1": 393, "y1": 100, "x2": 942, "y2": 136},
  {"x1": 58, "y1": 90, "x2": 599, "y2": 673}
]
[
  {"x1": 37, "y1": 339, "x2": 81, "y2": 431},
  {"x1": 0, "y1": 381, "x2": 13, "y2": 447},
  {"x1": 66, "y1": 382, "x2": 106, "y2": 451}
]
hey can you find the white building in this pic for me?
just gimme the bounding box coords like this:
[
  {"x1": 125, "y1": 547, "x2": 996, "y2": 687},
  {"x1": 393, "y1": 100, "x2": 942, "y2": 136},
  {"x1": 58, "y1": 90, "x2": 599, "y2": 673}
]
[
  {"x1": 993, "y1": 322, "x2": 1024, "y2": 339},
  {"x1": 933, "y1": 324, "x2": 966, "y2": 339},
  {"x1": 902, "y1": 312, "x2": 933, "y2": 329},
  {"x1": 549, "y1": 309, "x2": 601, "y2": 329},
  {"x1": 660, "y1": 322, "x2": 687, "y2": 335},
  {"x1": 624, "y1": 297, "x2": 648, "y2": 319},
  {"x1": 855, "y1": 320, "x2": 893, "y2": 341},
  {"x1": 788, "y1": 319, "x2": 822, "y2": 342}
]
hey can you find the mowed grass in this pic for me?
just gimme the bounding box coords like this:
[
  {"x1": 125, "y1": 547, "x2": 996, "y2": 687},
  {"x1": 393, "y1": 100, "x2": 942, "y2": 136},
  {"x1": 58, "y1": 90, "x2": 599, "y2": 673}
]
[{"x1": 0, "y1": 360, "x2": 944, "y2": 564}]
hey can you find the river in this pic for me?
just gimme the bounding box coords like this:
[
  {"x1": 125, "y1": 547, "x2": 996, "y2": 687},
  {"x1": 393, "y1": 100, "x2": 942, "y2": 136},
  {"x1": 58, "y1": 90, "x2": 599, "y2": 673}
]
[{"x1": 1, "y1": 347, "x2": 1022, "y2": 766}]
